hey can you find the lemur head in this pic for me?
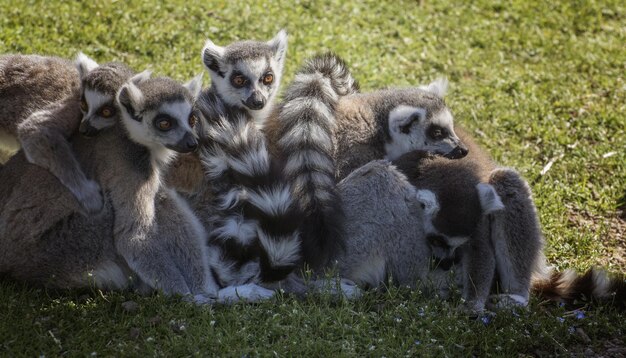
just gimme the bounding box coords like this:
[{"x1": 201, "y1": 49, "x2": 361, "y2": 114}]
[
  {"x1": 426, "y1": 182, "x2": 505, "y2": 269},
  {"x1": 384, "y1": 78, "x2": 468, "y2": 161},
  {"x1": 75, "y1": 53, "x2": 135, "y2": 136},
  {"x1": 116, "y1": 71, "x2": 203, "y2": 166},
  {"x1": 201, "y1": 29, "x2": 287, "y2": 116}
]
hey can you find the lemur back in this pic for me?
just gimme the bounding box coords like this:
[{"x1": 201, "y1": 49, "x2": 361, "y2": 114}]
[
  {"x1": 0, "y1": 72, "x2": 218, "y2": 301},
  {"x1": 0, "y1": 54, "x2": 79, "y2": 153}
]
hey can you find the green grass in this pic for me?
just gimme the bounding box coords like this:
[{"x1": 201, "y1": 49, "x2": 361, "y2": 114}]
[{"x1": 1, "y1": 0, "x2": 625, "y2": 356}]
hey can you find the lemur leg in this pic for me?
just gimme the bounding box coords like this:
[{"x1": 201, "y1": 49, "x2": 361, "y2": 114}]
[
  {"x1": 18, "y1": 98, "x2": 103, "y2": 214},
  {"x1": 487, "y1": 168, "x2": 544, "y2": 308},
  {"x1": 154, "y1": 189, "x2": 220, "y2": 298},
  {"x1": 462, "y1": 215, "x2": 497, "y2": 313}
]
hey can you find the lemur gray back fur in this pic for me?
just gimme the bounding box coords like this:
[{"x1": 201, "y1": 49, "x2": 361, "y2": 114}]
[
  {"x1": 0, "y1": 73, "x2": 218, "y2": 302},
  {"x1": 0, "y1": 54, "x2": 79, "y2": 152},
  {"x1": 335, "y1": 160, "x2": 444, "y2": 290}
]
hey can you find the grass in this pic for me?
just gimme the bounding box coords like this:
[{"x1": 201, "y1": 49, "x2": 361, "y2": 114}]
[{"x1": 1, "y1": 0, "x2": 625, "y2": 355}]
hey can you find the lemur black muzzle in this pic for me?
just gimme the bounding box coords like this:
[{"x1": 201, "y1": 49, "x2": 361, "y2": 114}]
[
  {"x1": 167, "y1": 132, "x2": 198, "y2": 153},
  {"x1": 244, "y1": 92, "x2": 266, "y2": 110},
  {"x1": 79, "y1": 121, "x2": 100, "y2": 137},
  {"x1": 444, "y1": 145, "x2": 469, "y2": 159}
]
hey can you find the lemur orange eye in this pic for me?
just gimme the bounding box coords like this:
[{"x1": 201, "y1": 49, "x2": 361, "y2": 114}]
[
  {"x1": 80, "y1": 98, "x2": 88, "y2": 112},
  {"x1": 157, "y1": 119, "x2": 172, "y2": 131},
  {"x1": 189, "y1": 114, "x2": 198, "y2": 128},
  {"x1": 99, "y1": 106, "x2": 115, "y2": 118},
  {"x1": 262, "y1": 73, "x2": 274, "y2": 85},
  {"x1": 231, "y1": 75, "x2": 246, "y2": 88}
]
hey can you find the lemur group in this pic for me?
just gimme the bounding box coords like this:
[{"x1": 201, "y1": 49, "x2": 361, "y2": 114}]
[{"x1": 0, "y1": 30, "x2": 623, "y2": 311}]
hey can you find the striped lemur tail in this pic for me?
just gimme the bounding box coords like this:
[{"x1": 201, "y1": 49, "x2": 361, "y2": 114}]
[
  {"x1": 199, "y1": 112, "x2": 303, "y2": 286},
  {"x1": 532, "y1": 268, "x2": 626, "y2": 309},
  {"x1": 276, "y1": 53, "x2": 359, "y2": 271}
]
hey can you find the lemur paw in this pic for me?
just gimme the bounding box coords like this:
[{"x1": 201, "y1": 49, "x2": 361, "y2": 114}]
[
  {"x1": 188, "y1": 294, "x2": 217, "y2": 305},
  {"x1": 217, "y1": 284, "x2": 275, "y2": 304},
  {"x1": 486, "y1": 294, "x2": 529, "y2": 310},
  {"x1": 337, "y1": 278, "x2": 362, "y2": 299},
  {"x1": 76, "y1": 180, "x2": 104, "y2": 214},
  {"x1": 309, "y1": 278, "x2": 362, "y2": 299}
]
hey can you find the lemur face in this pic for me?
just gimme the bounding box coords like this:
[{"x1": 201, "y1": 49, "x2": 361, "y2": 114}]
[
  {"x1": 75, "y1": 54, "x2": 135, "y2": 136},
  {"x1": 117, "y1": 73, "x2": 203, "y2": 163},
  {"x1": 79, "y1": 89, "x2": 116, "y2": 136},
  {"x1": 201, "y1": 30, "x2": 287, "y2": 113},
  {"x1": 385, "y1": 105, "x2": 468, "y2": 161}
]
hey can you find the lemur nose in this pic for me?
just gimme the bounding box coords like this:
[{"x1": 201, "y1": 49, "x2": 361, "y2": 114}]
[
  {"x1": 457, "y1": 146, "x2": 469, "y2": 157},
  {"x1": 245, "y1": 93, "x2": 266, "y2": 110},
  {"x1": 445, "y1": 146, "x2": 469, "y2": 159},
  {"x1": 79, "y1": 121, "x2": 99, "y2": 137}
]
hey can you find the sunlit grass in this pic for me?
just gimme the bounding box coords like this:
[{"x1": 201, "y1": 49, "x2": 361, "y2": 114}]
[{"x1": 1, "y1": 0, "x2": 625, "y2": 355}]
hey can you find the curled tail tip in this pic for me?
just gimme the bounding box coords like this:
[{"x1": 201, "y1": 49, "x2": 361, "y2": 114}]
[
  {"x1": 299, "y1": 52, "x2": 359, "y2": 96},
  {"x1": 533, "y1": 268, "x2": 626, "y2": 308}
]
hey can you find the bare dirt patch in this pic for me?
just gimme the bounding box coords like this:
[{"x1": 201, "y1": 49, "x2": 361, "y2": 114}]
[{"x1": 567, "y1": 207, "x2": 626, "y2": 273}]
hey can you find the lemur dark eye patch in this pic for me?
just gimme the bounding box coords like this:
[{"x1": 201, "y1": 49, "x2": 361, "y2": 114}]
[
  {"x1": 427, "y1": 125, "x2": 448, "y2": 140},
  {"x1": 230, "y1": 71, "x2": 248, "y2": 88},
  {"x1": 154, "y1": 114, "x2": 177, "y2": 131}
]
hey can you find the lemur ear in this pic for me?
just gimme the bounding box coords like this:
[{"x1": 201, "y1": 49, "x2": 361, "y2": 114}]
[
  {"x1": 75, "y1": 52, "x2": 99, "y2": 79},
  {"x1": 117, "y1": 81, "x2": 145, "y2": 122},
  {"x1": 130, "y1": 70, "x2": 152, "y2": 85},
  {"x1": 268, "y1": 29, "x2": 288, "y2": 63},
  {"x1": 420, "y1": 77, "x2": 448, "y2": 98},
  {"x1": 184, "y1": 73, "x2": 203, "y2": 100},
  {"x1": 415, "y1": 189, "x2": 439, "y2": 216},
  {"x1": 202, "y1": 39, "x2": 225, "y2": 75},
  {"x1": 476, "y1": 183, "x2": 505, "y2": 215}
]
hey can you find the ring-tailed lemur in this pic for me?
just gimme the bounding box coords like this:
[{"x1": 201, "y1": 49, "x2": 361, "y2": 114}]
[
  {"x1": 0, "y1": 53, "x2": 136, "y2": 214},
  {"x1": 200, "y1": 29, "x2": 287, "y2": 126},
  {"x1": 264, "y1": 53, "x2": 467, "y2": 271},
  {"x1": 161, "y1": 30, "x2": 289, "y2": 196},
  {"x1": 178, "y1": 31, "x2": 310, "y2": 293},
  {"x1": 191, "y1": 94, "x2": 303, "y2": 291},
  {"x1": 337, "y1": 139, "x2": 625, "y2": 311},
  {"x1": 0, "y1": 71, "x2": 220, "y2": 303}
]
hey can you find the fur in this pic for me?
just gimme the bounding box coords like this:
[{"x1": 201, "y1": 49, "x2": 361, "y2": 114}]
[
  {"x1": 11, "y1": 54, "x2": 135, "y2": 213},
  {"x1": 192, "y1": 113, "x2": 302, "y2": 287},
  {"x1": 0, "y1": 73, "x2": 218, "y2": 302},
  {"x1": 0, "y1": 54, "x2": 79, "y2": 149},
  {"x1": 201, "y1": 29, "x2": 287, "y2": 126},
  {"x1": 264, "y1": 53, "x2": 360, "y2": 272}
]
